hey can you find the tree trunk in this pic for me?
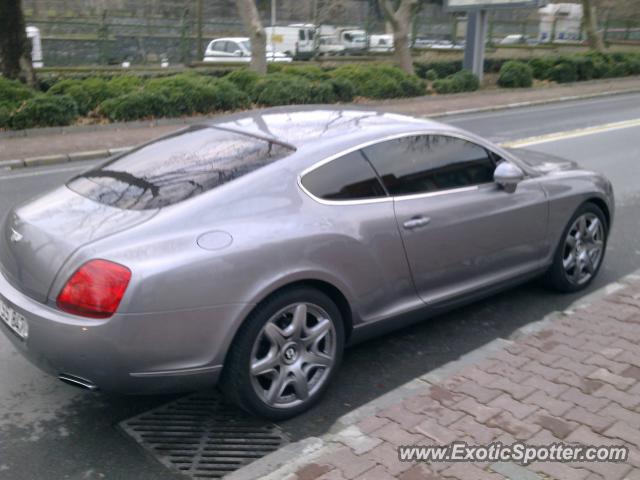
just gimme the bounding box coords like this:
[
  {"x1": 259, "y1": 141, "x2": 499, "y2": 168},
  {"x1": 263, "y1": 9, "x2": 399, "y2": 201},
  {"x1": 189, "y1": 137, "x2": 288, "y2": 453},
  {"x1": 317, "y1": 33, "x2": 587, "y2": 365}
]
[
  {"x1": 236, "y1": 0, "x2": 267, "y2": 74},
  {"x1": 0, "y1": 0, "x2": 36, "y2": 85},
  {"x1": 378, "y1": 0, "x2": 419, "y2": 75},
  {"x1": 581, "y1": 0, "x2": 605, "y2": 51}
]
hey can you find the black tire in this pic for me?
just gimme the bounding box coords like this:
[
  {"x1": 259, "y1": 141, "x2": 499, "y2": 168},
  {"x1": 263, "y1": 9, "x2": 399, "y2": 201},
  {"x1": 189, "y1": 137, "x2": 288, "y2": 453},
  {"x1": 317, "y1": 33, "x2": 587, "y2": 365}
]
[
  {"x1": 220, "y1": 287, "x2": 345, "y2": 420},
  {"x1": 542, "y1": 202, "x2": 608, "y2": 293}
]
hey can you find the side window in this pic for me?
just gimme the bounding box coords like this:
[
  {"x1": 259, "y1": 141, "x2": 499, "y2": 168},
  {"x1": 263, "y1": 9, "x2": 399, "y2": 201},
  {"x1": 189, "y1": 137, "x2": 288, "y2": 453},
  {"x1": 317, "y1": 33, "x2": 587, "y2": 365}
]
[
  {"x1": 362, "y1": 135, "x2": 495, "y2": 196},
  {"x1": 210, "y1": 41, "x2": 225, "y2": 52},
  {"x1": 298, "y1": 30, "x2": 305, "y2": 41},
  {"x1": 301, "y1": 150, "x2": 386, "y2": 201},
  {"x1": 224, "y1": 41, "x2": 238, "y2": 53}
]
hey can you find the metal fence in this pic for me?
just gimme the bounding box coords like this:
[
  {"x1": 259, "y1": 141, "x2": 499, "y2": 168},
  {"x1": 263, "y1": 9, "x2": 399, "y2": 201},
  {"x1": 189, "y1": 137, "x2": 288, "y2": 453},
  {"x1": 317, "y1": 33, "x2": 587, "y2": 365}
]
[{"x1": 25, "y1": 9, "x2": 640, "y2": 67}]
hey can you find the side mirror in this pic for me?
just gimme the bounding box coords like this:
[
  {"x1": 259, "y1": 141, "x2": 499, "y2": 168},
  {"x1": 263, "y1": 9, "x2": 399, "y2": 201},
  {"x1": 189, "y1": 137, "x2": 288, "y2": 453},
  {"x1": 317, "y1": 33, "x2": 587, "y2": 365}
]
[
  {"x1": 233, "y1": 50, "x2": 244, "y2": 57},
  {"x1": 494, "y1": 162, "x2": 524, "y2": 193}
]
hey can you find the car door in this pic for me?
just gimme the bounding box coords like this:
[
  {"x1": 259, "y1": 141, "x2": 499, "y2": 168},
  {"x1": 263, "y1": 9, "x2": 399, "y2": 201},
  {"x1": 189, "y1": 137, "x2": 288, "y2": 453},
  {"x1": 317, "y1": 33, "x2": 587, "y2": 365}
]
[
  {"x1": 224, "y1": 40, "x2": 249, "y2": 63},
  {"x1": 204, "y1": 40, "x2": 231, "y2": 62},
  {"x1": 362, "y1": 134, "x2": 548, "y2": 305}
]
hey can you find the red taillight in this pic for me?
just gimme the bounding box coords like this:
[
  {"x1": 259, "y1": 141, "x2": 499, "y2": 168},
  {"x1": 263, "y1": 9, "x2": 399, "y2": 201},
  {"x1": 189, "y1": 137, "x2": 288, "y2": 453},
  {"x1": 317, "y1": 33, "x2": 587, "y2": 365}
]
[{"x1": 56, "y1": 259, "x2": 131, "y2": 319}]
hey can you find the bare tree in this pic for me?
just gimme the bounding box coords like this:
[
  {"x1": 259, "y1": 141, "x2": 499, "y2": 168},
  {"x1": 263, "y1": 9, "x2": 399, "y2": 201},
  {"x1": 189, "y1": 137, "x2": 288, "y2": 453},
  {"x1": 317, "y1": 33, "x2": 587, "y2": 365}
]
[
  {"x1": 581, "y1": 0, "x2": 605, "y2": 51},
  {"x1": 236, "y1": 0, "x2": 267, "y2": 74},
  {"x1": 378, "y1": 0, "x2": 420, "y2": 74},
  {"x1": 0, "y1": 0, "x2": 36, "y2": 85}
]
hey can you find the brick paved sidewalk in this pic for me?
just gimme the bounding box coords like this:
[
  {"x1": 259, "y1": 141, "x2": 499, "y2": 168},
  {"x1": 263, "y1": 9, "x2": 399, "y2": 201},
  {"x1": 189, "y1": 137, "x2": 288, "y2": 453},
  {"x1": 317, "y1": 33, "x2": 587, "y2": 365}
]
[
  {"x1": 2, "y1": 76, "x2": 640, "y2": 163},
  {"x1": 240, "y1": 273, "x2": 640, "y2": 480}
]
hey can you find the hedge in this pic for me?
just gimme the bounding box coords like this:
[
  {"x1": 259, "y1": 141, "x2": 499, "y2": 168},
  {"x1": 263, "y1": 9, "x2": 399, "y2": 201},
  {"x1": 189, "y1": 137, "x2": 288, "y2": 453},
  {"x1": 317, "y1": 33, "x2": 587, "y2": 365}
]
[
  {"x1": 330, "y1": 63, "x2": 424, "y2": 98},
  {"x1": 433, "y1": 70, "x2": 479, "y2": 94},
  {"x1": 2, "y1": 51, "x2": 640, "y2": 130},
  {"x1": 10, "y1": 95, "x2": 78, "y2": 130},
  {"x1": 498, "y1": 61, "x2": 533, "y2": 88}
]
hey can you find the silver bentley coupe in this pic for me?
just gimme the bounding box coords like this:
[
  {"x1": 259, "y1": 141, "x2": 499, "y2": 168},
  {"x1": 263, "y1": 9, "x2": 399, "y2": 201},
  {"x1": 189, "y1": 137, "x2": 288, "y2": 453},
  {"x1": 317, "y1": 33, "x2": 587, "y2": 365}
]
[{"x1": 0, "y1": 107, "x2": 613, "y2": 419}]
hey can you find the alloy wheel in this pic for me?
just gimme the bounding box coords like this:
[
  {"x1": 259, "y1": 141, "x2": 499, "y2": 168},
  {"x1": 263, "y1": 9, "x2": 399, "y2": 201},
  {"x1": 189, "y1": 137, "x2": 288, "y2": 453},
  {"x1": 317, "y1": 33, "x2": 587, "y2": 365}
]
[
  {"x1": 562, "y1": 212, "x2": 604, "y2": 285},
  {"x1": 249, "y1": 302, "x2": 337, "y2": 409}
]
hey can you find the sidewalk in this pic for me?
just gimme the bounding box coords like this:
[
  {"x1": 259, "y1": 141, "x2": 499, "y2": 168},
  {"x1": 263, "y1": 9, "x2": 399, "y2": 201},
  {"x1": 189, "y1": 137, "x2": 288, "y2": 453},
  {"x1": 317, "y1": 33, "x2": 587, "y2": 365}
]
[
  {"x1": 2, "y1": 76, "x2": 640, "y2": 164},
  {"x1": 233, "y1": 272, "x2": 640, "y2": 480}
]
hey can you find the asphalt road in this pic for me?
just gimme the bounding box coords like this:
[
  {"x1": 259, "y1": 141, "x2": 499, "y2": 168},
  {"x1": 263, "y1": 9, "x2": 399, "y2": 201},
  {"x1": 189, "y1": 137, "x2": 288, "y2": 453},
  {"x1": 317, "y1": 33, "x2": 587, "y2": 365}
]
[{"x1": 1, "y1": 93, "x2": 639, "y2": 479}]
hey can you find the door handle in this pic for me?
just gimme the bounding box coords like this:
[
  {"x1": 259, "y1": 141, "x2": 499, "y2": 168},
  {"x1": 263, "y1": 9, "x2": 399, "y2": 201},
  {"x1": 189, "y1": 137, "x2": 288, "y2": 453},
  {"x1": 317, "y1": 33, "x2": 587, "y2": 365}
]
[{"x1": 403, "y1": 216, "x2": 431, "y2": 230}]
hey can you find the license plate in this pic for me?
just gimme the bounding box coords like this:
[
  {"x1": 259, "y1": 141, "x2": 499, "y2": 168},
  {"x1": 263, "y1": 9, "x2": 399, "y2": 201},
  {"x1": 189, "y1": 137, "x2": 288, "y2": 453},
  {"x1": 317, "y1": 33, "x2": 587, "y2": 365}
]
[{"x1": 0, "y1": 297, "x2": 28, "y2": 340}]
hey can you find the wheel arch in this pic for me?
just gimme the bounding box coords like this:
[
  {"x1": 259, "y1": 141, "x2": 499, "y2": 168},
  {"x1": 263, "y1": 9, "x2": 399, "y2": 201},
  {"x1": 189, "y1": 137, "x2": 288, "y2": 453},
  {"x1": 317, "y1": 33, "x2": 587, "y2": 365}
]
[
  {"x1": 222, "y1": 278, "x2": 355, "y2": 368},
  {"x1": 585, "y1": 197, "x2": 611, "y2": 230}
]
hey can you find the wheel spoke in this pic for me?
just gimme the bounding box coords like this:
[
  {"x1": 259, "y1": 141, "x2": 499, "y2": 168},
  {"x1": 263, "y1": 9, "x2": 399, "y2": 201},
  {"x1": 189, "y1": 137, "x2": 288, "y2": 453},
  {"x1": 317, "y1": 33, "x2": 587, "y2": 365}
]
[
  {"x1": 303, "y1": 317, "x2": 331, "y2": 348},
  {"x1": 566, "y1": 235, "x2": 577, "y2": 249},
  {"x1": 305, "y1": 350, "x2": 332, "y2": 369},
  {"x1": 563, "y1": 253, "x2": 576, "y2": 270},
  {"x1": 264, "y1": 323, "x2": 287, "y2": 349},
  {"x1": 578, "y1": 216, "x2": 588, "y2": 237},
  {"x1": 266, "y1": 369, "x2": 288, "y2": 404},
  {"x1": 290, "y1": 367, "x2": 309, "y2": 400},
  {"x1": 587, "y1": 218, "x2": 600, "y2": 240},
  {"x1": 584, "y1": 255, "x2": 595, "y2": 274},
  {"x1": 251, "y1": 349, "x2": 280, "y2": 377},
  {"x1": 284, "y1": 304, "x2": 307, "y2": 340}
]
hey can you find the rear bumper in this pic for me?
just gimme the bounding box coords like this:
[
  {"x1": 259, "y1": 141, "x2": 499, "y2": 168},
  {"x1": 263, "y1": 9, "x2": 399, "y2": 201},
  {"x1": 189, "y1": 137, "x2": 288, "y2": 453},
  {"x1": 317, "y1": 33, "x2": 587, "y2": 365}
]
[{"x1": 0, "y1": 271, "x2": 250, "y2": 394}]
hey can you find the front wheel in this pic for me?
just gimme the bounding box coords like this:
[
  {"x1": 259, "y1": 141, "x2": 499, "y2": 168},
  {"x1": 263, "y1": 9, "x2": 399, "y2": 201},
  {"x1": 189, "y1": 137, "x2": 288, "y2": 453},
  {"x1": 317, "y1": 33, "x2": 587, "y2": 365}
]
[
  {"x1": 220, "y1": 287, "x2": 344, "y2": 420},
  {"x1": 543, "y1": 202, "x2": 608, "y2": 293}
]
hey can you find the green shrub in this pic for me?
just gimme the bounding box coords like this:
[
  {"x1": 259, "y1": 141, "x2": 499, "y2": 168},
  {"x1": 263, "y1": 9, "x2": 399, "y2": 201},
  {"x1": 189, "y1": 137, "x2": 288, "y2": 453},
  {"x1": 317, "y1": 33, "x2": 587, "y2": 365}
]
[
  {"x1": 414, "y1": 60, "x2": 462, "y2": 79},
  {"x1": 328, "y1": 77, "x2": 355, "y2": 102},
  {"x1": 549, "y1": 62, "x2": 578, "y2": 83},
  {"x1": 309, "y1": 81, "x2": 336, "y2": 103},
  {"x1": 10, "y1": 94, "x2": 78, "y2": 129},
  {"x1": 252, "y1": 74, "x2": 313, "y2": 106},
  {"x1": 498, "y1": 61, "x2": 533, "y2": 88},
  {"x1": 106, "y1": 76, "x2": 143, "y2": 96},
  {"x1": 224, "y1": 68, "x2": 261, "y2": 93},
  {"x1": 330, "y1": 64, "x2": 424, "y2": 99},
  {"x1": 451, "y1": 70, "x2": 479, "y2": 92},
  {"x1": 572, "y1": 56, "x2": 596, "y2": 81},
  {"x1": 47, "y1": 78, "x2": 110, "y2": 114},
  {"x1": 0, "y1": 78, "x2": 35, "y2": 109},
  {"x1": 100, "y1": 91, "x2": 170, "y2": 121},
  {"x1": 144, "y1": 74, "x2": 249, "y2": 115},
  {"x1": 0, "y1": 105, "x2": 10, "y2": 129},
  {"x1": 433, "y1": 69, "x2": 479, "y2": 94},
  {"x1": 425, "y1": 69, "x2": 438, "y2": 81},
  {"x1": 432, "y1": 78, "x2": 456, "y2": 94},
  {"x1": 278, "y1": 65, "x2": 330, "y2": 81},
  {"x1": 528, "y1": 57, "x2": 555, "y2": 79}
]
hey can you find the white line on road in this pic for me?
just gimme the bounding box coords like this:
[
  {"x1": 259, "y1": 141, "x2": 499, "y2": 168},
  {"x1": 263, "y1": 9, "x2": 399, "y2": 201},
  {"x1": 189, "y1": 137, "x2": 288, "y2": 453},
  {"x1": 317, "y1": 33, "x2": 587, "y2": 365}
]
[
  {"x1": 501, "y1": 118, "x2": 640, "y2": 148},
  {"x1": 2, "y1": 116, "x2": 640, "y2": 181}
]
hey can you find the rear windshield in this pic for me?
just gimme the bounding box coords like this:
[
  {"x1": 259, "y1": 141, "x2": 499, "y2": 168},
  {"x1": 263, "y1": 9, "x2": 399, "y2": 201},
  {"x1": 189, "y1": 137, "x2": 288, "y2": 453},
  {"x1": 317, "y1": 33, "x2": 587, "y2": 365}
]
[{"x1": 67, "y1": 126, "x2": 294, "y2": 210}]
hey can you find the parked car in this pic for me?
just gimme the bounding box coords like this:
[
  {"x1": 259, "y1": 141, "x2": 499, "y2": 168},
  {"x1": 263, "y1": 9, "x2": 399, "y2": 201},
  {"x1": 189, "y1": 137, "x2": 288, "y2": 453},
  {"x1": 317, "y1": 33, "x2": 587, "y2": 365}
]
[
  {"x1": 203, "y1": 37, "x2": 292, "y2": 63},
  {"x1": 500, "y1": 34, "x2": 528, "y2": 45},
  {"x1": 264, "y1": 24, "x2": 315, "y2": 60},
  {"x1": 369, "y1": 34, "x2": 394, "y2": 53},
  {"x1": 317, "y1": 36, "x2": 346, "y2": 56},
  {"x1": 0, "y1": 107, "x2": 613, "y2": 420},
  {"x1": 26, "y1": 26, "x2": 43, "y2": 68}
]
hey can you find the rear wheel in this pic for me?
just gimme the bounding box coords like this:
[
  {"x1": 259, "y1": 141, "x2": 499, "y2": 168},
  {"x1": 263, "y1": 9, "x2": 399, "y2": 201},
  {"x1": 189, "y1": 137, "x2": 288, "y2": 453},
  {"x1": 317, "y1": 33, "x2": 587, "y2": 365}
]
[
  {"x1": 221, "y1": 287, "x2": 344, "y2": 420},
  {"x1": 543, "y1": 202, "x2": 608, "y2": 292}
]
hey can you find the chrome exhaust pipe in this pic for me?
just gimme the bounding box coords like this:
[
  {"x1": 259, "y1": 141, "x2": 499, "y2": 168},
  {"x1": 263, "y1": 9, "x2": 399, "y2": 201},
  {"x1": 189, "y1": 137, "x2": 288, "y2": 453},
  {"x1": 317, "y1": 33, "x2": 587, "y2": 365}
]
[{"x1": 58, "y1": 373, "x2": 99, "y2": 391}]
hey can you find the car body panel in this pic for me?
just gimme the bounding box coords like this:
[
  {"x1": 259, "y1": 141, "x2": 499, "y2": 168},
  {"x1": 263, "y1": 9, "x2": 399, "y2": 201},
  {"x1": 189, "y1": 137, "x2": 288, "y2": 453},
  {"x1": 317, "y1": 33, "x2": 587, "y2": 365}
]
[{"x1": 0, "y1": 106, "x2": 615, "y2": 394}]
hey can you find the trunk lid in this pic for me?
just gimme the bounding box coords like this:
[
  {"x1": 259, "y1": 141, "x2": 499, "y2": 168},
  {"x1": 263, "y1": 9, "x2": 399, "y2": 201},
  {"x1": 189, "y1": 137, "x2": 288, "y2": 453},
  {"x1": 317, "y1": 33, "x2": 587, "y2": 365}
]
[{"x1": 0, "y1": 186, "x2": 156, "y2": 303}]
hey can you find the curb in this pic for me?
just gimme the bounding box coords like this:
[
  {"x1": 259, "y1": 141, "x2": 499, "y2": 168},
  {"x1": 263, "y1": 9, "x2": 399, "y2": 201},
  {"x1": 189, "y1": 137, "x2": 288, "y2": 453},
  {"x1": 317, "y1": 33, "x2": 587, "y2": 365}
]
[
  {"x1": 226, "y1": 269, "x2": 640, "y2": 480},
  {"x1": 2, "y1": 86, "x2": 639, "y2": 172}
]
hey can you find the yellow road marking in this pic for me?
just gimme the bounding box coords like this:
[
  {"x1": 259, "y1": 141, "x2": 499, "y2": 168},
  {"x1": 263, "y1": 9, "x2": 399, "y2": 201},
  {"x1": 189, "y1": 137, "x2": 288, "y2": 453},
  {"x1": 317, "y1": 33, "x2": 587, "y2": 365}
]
[{"x1": 501, "y1": 118, "x2": 640, "y2": 148}]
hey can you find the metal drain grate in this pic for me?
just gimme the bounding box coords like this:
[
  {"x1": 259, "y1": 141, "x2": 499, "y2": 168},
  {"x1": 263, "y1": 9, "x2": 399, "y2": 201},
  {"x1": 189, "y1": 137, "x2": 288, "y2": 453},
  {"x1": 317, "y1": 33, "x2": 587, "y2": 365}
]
[{"x1": 120, "y1": 392, "x2": 288, "y2": 479}]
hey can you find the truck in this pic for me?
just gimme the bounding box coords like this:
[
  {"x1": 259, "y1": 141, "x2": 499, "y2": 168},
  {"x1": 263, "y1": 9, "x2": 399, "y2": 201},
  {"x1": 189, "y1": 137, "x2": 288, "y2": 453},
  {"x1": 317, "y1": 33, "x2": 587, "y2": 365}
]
[
  {"x1": 317, "y1": 26, "x2": 368, "y2": 54},
  {"x1": 264, "y1": 24, "x2": 316, "y2": 60}
]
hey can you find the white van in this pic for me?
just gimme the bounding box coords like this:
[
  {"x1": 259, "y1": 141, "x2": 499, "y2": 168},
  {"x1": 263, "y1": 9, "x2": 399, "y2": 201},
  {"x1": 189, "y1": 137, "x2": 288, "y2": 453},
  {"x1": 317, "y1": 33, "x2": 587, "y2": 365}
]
[
  {"x1": 26, "y1": 26, "x2": 43, "y2": 68},
  {"x1": 264, "y1": 24, "x2": 315, "y2": 60}
]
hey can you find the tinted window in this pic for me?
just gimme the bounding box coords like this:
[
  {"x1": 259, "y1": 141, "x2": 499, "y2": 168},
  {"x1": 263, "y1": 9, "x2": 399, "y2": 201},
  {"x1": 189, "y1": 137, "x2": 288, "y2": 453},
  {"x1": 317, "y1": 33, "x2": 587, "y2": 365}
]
[
  {"x1": 363, "y1": 135, "x2": 495, "y2": 196},
  {"x1": 224, "y1": 41, "x2": 239, "y2": 53},
  {"x1": 68, "y1": 127, "x2": 293, "y2": 210},
  {"x1": 301, "y1": 151, "x2": 386, "y2": 201},
  {"x1": 298, "y1": 30, "x2": 305, "y2": 40}
]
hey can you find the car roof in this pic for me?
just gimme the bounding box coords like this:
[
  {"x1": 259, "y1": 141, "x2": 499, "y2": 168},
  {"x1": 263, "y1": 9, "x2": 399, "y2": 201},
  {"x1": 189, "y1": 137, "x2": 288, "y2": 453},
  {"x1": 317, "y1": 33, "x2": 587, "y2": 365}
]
[
  {"x1": 203, "y1": 105, "x2": 456, "y2": 151},
  {"x1": 210, "y1": 37, "x2": 248, "y2": 42}
]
